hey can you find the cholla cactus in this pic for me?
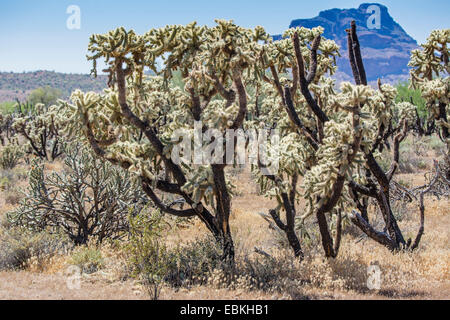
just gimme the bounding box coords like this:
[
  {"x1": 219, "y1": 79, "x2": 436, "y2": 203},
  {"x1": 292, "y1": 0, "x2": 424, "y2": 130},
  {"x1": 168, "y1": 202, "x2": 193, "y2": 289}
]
[
  {"x1": 0, "y1": 143, "x2": 24, "y2": 170},
  {"x1": 8, "y1": 143, "x2": 147, "y2": 245},
  {"x1": 60, "y1": 21, "x2": 269, "y2": 268},
  {"x1": 253, "y1": 25, "x2": 364, "y2": 258},
  {"x1": 12, "y1": 103, "x2": 63, "y2": 161},
  {"x1": 409, "y1": 29, "x2": 449, "y2": 143},
  {"x1": 0, "y1": 113, "x2": 17, "y2": 146},
  {"x1": 254, "y1": 21, "x2": 426, "y2": 258},
  {"x1": 409, "y1": 29, "x2": 449, "y2": 179}
]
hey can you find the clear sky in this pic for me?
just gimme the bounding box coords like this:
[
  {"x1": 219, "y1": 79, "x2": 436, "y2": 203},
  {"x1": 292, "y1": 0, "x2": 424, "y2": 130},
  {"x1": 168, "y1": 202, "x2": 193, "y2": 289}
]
[{"x1": 1, "y1": 0, "x2": 449, "y2": 73}]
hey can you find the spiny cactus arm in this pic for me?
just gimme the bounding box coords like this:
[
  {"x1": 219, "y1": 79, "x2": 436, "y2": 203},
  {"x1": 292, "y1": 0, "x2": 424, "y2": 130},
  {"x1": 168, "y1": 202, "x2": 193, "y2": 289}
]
[
  {"x1": 15, "y1": 122, "x2": 45, "y2": 158},
  {"x1": 292, "y1": 32, "x2": 329, "y2": 124},
  {"x1": 347, "y1": 21, "x2": 367, "y2": 85},
  {"x1": 79, "y1": 107, "x2": 187, "y2": 199},
  {"x1": 370, "y1": 80, "x2": 390, "y2": 153},
  {"x1": 346, "y1": 28, "x2": 361, "y2": 85},
  {"x1": 210, "y1": 73, "x2": 234, "y2": 102},
  {"x1": 268, "y1": 65, "x2": 285, "y2": 103},
  {"x1": 229, "y1": 67, "x2": 248, "y2": 130},
  {"x1": 268, "y1": 209, "x2": 288, "y2": 231},
  {"x1": 305, "y1": 35, "x2": 321, "y2": 84},
  {"x1": 315, "y1": 106, "x2": 363, "y2": 258},
  {"x1": 284, "y1": 87, "x2": 319, "y2": 150},
  {"x1": 349, "y1": 180, "x2": 376, "y2": 197}
]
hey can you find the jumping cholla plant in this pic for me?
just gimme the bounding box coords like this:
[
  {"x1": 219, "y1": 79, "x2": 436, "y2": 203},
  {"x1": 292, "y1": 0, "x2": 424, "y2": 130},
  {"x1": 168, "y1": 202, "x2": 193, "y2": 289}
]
[
  {"x1": 409, "y1": 28, "x2": 449, "y2": 176},
  {"x1": 0, "y1": 113, "x2": 16, "y2": 146},
  {"x1": 0, "y1": 143, "x2": 24, "y2": 170},
  {"x1": 254, "y1": 21, "x2": 428, "y2": 258},
  {"x1": 8, "y1": 143, "x2": 147, "y2": 245},
  {"x1": 58, "y1": 21, "x2": 270, "y2": 268},
  {"x1": 12, "y1": 102, "x2": 63, "y2": 161}
]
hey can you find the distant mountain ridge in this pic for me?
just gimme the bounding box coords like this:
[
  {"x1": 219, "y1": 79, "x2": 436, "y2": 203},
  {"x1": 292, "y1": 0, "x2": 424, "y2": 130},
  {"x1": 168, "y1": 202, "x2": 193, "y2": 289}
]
[
  {"x1": 273, "y1": 3, "x2": 418, "y2": 83},
  {"x1": 0, "y1": 70, "x2": 108, "y2": 103}
]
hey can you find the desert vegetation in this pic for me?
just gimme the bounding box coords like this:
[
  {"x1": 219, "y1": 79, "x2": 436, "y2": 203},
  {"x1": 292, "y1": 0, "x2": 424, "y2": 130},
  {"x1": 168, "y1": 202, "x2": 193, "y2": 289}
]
[{"x1": 0, "y1": 21, "x2": 448, "y2": 300}]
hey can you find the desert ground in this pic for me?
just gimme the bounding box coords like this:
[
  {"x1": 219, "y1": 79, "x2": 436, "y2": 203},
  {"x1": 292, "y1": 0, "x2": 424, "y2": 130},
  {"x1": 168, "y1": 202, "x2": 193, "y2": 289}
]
[{"x1": 0, "y1": 135, "x2": 448, "y2": 300}]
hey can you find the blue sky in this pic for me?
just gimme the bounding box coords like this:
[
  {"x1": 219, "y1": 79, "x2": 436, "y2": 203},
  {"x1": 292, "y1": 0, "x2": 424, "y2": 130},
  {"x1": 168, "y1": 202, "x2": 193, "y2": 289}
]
[{"x1": 1, "y1": 0, "x2": 449, "y2": 73}]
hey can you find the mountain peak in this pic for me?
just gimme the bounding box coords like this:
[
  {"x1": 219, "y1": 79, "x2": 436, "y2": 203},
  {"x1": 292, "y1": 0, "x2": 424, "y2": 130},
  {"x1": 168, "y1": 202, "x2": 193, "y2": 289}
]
[{"x1": 282, "y1": 3, "x2": 418, "y2": 82}]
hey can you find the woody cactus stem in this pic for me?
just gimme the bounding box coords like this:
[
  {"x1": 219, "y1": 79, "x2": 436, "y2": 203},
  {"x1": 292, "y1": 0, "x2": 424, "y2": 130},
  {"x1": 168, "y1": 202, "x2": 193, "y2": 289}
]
[
  {"x1": 266, "y1": 172, "x2": 304, "y2": 260},
  {"x1": 291, "y1": 27, "x2": 363, "y2": 258},
  {"x1": 347, "y1": 21, "x2": 410, "y2": 250}
]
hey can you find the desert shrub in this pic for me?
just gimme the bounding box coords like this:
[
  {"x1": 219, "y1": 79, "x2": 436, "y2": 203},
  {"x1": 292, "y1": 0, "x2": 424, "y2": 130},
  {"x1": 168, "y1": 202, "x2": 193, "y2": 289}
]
[
  {"x1": 165, "y1": 236, "x2": 222, "y2": 288},
  {"x1": 70, "y1": 244, "x2": 104, "y2": 274},
  {"x1": 4, "y1": 189, "x2": 22, "y2": 206},
  {"x1": 427, "y1": 135, "x2": 446, "y2": 154},
  {"x1": 0, "y1": 227, "x2": 69, "y2": 271},
  {"x1": 126, "y1": 210, "x2": 169, "y2": 300},
  {"x1": 398, "y1": 145, "x2": 428, "y2": 173},
  {"x1": 0, "y1": 167, "x2": 27, "y2": 192},
  {"x1": 0, "y1": 170, "x2": 14, "y2": 191},
  {"x1": 0, "y1": 144, "x2": 23, "y2": 169},
  {"x1": 127, "y1": 210, "x2": 222, "y2": 295},
  {"x1": 8, "y1": 143, "x2": 147, "y2": 245},
  {"x1": 395, "y1": 81, "x2": 427, "y2": 118}
]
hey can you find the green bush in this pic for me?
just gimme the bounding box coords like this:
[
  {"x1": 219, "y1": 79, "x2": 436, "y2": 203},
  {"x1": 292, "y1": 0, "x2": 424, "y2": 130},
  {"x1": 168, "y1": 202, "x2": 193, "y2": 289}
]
[
  {"x1": 0, "y1": 101, "x2": 17, "y2": 115},
  {"x1": 70, "y1": 245, "x2": 104, "y2": 274},
  {"x1": 126, "y1": 210, "x2": 169, "y2": 300},
  {"x1": 395, "y1": 81, "x2": 427, "y2": 119},
  {"x1": 28, "y1": 86, "x2": 62, "y2": 107},
  {"x1": 126, "y1": 210, "x2": 222, "y2": 297},
  {"x1": 0, "y1": 144, "x2": 23, "y2": 170}
]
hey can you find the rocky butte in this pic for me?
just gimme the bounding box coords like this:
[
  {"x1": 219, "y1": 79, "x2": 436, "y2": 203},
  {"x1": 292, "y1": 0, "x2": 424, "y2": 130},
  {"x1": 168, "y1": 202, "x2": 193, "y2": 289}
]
[{"x1": 273, "y1": 3, "x2": 418, "y2": 84}]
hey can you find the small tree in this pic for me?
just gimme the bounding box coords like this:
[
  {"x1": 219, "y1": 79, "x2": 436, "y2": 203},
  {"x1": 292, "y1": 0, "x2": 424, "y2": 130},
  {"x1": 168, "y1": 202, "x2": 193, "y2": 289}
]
[
  {"x1": 28, "y1": 86, "x2": 63, "y2": 107},
  {"x1": 8, "y1": 144, "x2": 147, "y2": 245}
]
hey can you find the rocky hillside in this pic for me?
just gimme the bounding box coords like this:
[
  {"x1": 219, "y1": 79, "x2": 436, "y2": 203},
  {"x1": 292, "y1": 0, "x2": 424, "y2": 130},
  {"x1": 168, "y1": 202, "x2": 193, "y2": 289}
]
[{"x1": 273, "y1": 3, "x2": 418, "y2": 83}]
